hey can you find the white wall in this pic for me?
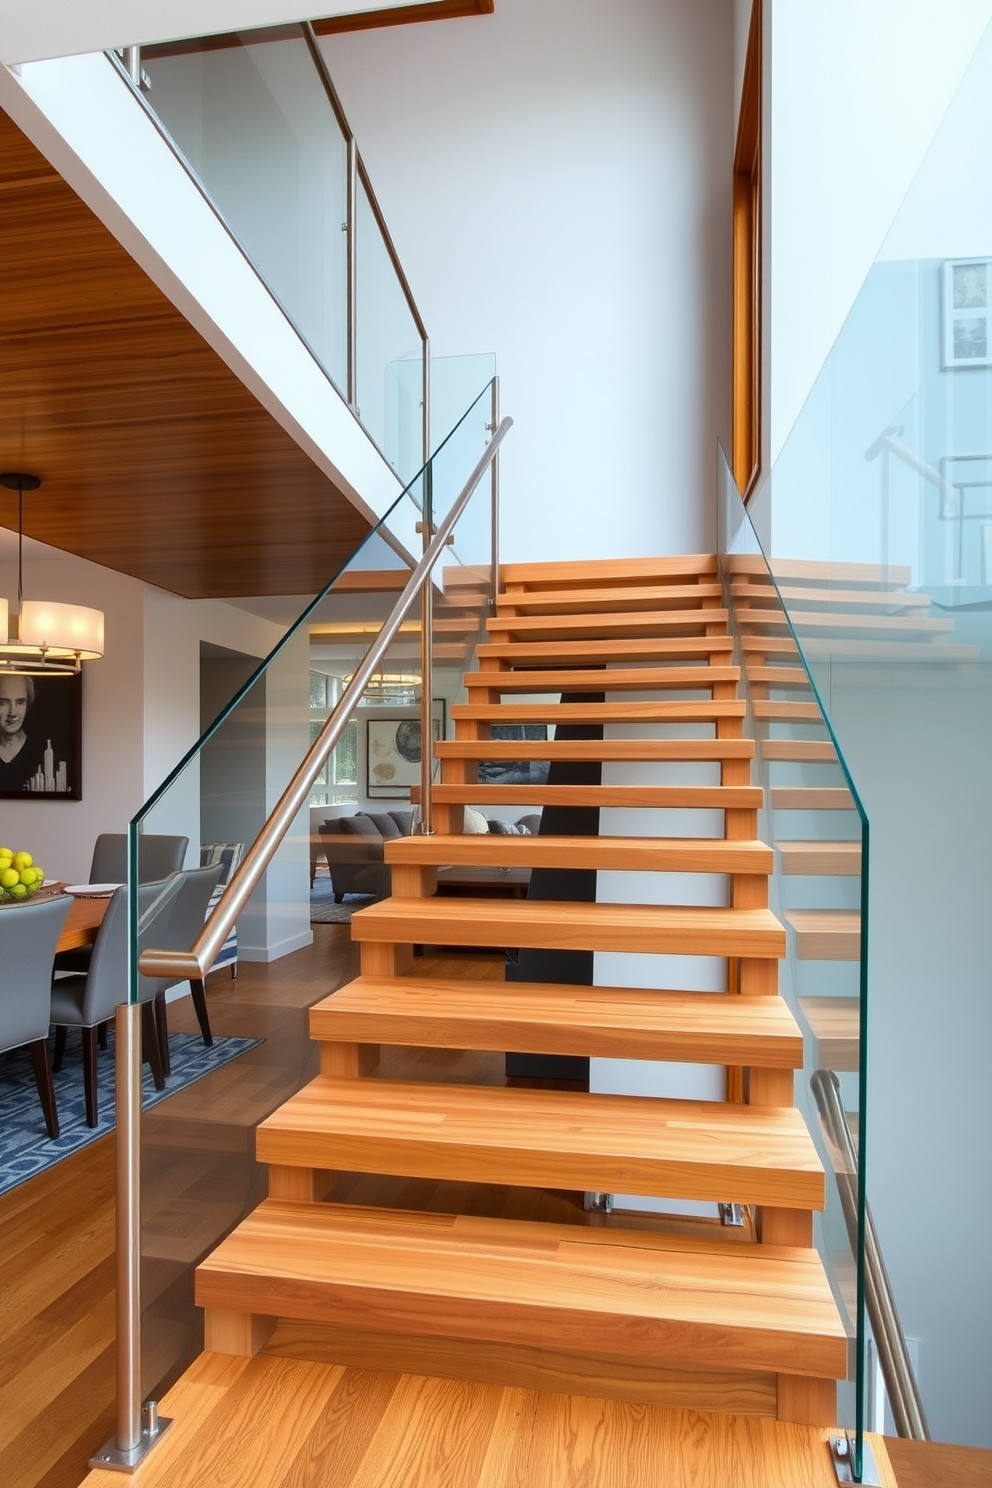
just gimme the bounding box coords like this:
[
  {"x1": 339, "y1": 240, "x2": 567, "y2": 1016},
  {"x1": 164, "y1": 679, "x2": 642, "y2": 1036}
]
[
  {"x1": 321, "y1": 0, "x2": 734, "y2": 562},
  {"x1": 768, "y1": 0, "x2": 992, "y2": 461}
]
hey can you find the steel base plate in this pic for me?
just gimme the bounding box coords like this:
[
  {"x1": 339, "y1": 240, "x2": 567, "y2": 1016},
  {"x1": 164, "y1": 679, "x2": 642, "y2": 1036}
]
[
  {"x1": 829, "y1": 1434, "x2": 882, "y2": 1485},
  {"x1": 89, "y1": 1417, "x2": 173, "y2": 1474}
]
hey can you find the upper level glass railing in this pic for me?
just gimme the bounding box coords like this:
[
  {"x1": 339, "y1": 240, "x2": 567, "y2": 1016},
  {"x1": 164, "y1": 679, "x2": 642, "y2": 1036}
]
[
  {"x1": 112, "y1": 380, "x2": 505, "y2": 1435},
  {"x1": 126, "y1": 23, "x2": 428, "y2": 484},
  {"x1": 724, "y1": 18, "x2": 992, "y2": 1461}
]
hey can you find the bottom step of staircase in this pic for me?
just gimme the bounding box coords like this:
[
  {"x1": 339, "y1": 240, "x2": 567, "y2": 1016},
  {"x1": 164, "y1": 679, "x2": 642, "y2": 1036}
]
[{"x1": 197, "y1": 1202, "x2": 846, "y2": 1397}]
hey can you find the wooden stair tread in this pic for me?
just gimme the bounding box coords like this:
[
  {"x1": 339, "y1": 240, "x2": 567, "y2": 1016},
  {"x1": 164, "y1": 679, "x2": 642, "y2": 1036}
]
[
  {"x1": 786, "y1": 911, "x2": 861, "y2": 961},
  {"x1": 799, "y1": 997, "x2": 860, "y2": 1072},
  {"x1": 486, "y1": 609, "x2": 730, "y2": 639},
  {"x1": 778, "y1": 842, "x2": 861, "y2": 875},
  {"x1": 465, "y1": 665, "x2": 740, "y2": 693},
  {"x1": 759, "y1": 741, "x2": 837, "y2": 762},
  {"x1": 772, "y1": 789, "x2": 854, "y2": 811},
  {"x1": 422, "y1": 784, "x2": 761, "y2": 810},
  {"x1": 452, "y1": 700, "x2": 745, "y2": 723},
  {"x1": 724, "y1": 555, "x2": 911, "y2": 584},
  {"x1": 500, "y1": 554, "x2": 718, "y2": 585},
  {"x1": 732, "y1": 581, "x2": 932, "y2": 609},
  {"x1": 256, "y1": 1079, "x2": 824, "y2": 1209},
  {"x1": 478, "y1": 637, "x2": 735, "y2": 666},
  {"x1": 735, "y1": 608, "x2": 952, "y2": 635},
  {"x1": 740, "y1": 634, "x2": 978, "y2": 663},
  {"x1": 311, "y1": 976, "x2": 803, "y2": 1067},
  {"x1": 436, "y1": 738, "x2": 756, "y2": 762},
  {"x1": 196, "y1": 1200, "x2": 845, "y2": 1379},
  {"x1": 752, "y1": 701, "x2": 822, "y2": 721},
  {"x1": 386, "y1": 834, "x2": 773, "y2": 873},
  {"x1": 498, "y1": 583, "x2": 725, "y2": 614},
  {"x1": 351, "y1": 897, "x2": 785, "y2": 957}
]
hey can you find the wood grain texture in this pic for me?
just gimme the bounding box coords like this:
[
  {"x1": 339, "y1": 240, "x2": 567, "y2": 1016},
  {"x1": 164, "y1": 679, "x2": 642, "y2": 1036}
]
[
  {"x1": 732, "y1": 582, "x2": 932, "y2": 609},
  {"x1": 452, "y1": 699, "x2": 746, "y2": 724},
  {"x1": 255, "y1": 1080, "x2": 824, "y2": 1208},
  {"x1": 786, "y1": 912, "x2": 861, "y2": 962},
  {"x1": 725, "y1": 555, "x2": 911, "y2": 584},
  {"x1": 0, "y1": 112, "x2": 371, "y2": 599},
  {"x1": 499, "y1": 555, "x2": 718, "y2": 586},
  {"x1": 883, "y1": 1437, "x2": 992, "y2": 1488},
  {"x1": 477, "y1": 636, "x2": 735, "y2": 666},
  {"x1": 486, "y1": 609, "x2": 730, "y2": 639},
  {"x1": 310, "y1": 977, "x2": 803, "y2": 1066},
  {"x1": 760, "y1": 741, "x2": 837, "y2": 762},
  {"x1": 464, "y1": 665, "x2": 740, "y2": 693},
  {"x1": 418, "y1": 784, "x2": 761, "y2": 811},
  {"x1": 77, "y1": 1351, "x2": 901, "y2": 1488},
  {"x1": 196, "y1": 1203, "x2": 845, "y2": 1381},
  {"x1": 313, "y1": 0, "x2": 494, "y2": 35},
  {"x1": 798, "y1": 999, "x2": 860, "y2": 1072},
  {"x1": 436, "y1": 737, "x2": 755, "y2": 762},
  {"x1": 497, "y1": 583, "x2": 724, "y2": 615},
  {"x1": 778, "y1": 842, "x2": 862, "y2": 876},
  {"x1": 386, "y1": 834, "x2": 772, "y2": 874},
  {"x1": 735, "y1": 610, "x2": 952, "y2": 635},
  {"x1": 351, "y1": 897, "x2": 786, "y2": 958},
  {"x1": 772, "y1": 790, "x2": 854, "y2": 812}
]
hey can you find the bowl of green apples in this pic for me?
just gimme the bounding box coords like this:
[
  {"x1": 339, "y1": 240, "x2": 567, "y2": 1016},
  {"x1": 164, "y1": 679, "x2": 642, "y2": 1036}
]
[{"x1": 0, "y1": 847, "x2": 46, "y2": 904}]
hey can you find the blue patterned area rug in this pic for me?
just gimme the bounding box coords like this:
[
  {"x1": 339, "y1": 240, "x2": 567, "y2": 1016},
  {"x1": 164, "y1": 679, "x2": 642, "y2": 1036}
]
[
  {"x1": 310, "y1": 879, "x2": 375, "y2": 924},
  {"x1": 0, "y1": 1028, "x2": 261, "y2": 1198}
]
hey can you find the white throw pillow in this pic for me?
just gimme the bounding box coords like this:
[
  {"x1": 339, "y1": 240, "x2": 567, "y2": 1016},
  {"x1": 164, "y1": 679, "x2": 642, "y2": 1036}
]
[{"x1": 463, "y1": 806, "x2": 490, "y2": 835}]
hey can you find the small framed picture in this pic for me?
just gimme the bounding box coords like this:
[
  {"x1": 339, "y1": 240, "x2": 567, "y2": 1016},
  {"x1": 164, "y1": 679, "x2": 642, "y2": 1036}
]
[
  {"x1": 0, "y1": 671, "x2": 82, "y2": 800},
  {"x1": 942, "y1": 258, "x2": 992, "y2": 368},
  {"x1": 366, "y1": 701, "x2": 446, "y2": 799}
]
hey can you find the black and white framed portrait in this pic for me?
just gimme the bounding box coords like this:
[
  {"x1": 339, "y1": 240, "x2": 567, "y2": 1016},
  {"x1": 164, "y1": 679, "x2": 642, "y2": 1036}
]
[
  {"x1": 943, "y1": 258, "x2": 992, "y2": 368},
  {"x1": 0, "y1": 672, "x2": 82, "y2": 800}
]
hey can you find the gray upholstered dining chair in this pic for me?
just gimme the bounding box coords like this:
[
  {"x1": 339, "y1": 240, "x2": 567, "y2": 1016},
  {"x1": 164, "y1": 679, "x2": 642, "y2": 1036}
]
[
  {"x1": 50, "y1": 876, "x2": 183, "y2": 1126},
  {"x1": 89, "y1": 833, "x2": 189, "y2": 884},
  {"x1": 147, "y1": 863, "x2": 223, "y2": 1075},
  {"x1": 0, "y1": 895, "x2": 72, "y2": 1139}
]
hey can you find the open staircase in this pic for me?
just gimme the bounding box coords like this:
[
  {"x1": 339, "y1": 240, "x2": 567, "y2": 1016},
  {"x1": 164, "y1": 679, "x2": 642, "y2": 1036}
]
[{"x1": 196, "y1": 555, "x2": 849, "y2": 1426}]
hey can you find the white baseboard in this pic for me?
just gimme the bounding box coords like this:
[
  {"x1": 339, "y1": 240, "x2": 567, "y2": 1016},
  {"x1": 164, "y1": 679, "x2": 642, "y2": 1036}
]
[{"x1": 239, "y1": 929, "x2": 313, "y2": 963}]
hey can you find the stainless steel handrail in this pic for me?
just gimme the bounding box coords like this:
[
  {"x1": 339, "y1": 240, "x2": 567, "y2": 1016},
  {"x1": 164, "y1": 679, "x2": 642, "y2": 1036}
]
[
  {"x1": 811, "y1": 1069, "x2": 930, "y2": 1441},
  {"x1": 138, "y1": 416, "x2": 512, "y2": 982},
  {"x1": 866, "y1": 425, "x2": 961, "y2": 519}
]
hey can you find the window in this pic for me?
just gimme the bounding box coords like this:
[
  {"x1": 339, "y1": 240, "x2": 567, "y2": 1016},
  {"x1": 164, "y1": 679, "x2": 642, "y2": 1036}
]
[{"x1": 309, "y1": 671, "x2": 358, "y2": 806}]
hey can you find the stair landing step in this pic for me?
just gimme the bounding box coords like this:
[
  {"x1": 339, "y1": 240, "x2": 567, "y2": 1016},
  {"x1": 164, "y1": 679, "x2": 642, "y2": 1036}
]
[
  {"x1": 197, "y1": 1201, "x2": 845, "y2": 1379},
  {"x1": 311, "y1": 976, "x2": 803, "y2": 1067},
  {"x1": 256, "y1": 1080, "x2": 823, "y2": 1210},
  {"x1": 386, "y1": 834, "x2": 773, "y2": 874},
  {"x1": 351, "y1": 898, "x2": 786, "y2": 958}
]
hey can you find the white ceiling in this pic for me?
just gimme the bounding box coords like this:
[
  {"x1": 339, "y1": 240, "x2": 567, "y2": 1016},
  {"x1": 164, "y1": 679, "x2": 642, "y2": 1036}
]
[{"x1": 0, "y1": 0, "x2": 426, "y2": 65}]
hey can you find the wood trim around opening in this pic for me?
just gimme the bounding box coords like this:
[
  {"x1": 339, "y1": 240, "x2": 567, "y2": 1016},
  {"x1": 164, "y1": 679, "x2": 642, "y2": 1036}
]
[
  {"x1": 732, "y1": 0, "x2": 762, "y2": 502},
  {"x1": 313, "y1": 1, "x2": 494, "y2": 36}
]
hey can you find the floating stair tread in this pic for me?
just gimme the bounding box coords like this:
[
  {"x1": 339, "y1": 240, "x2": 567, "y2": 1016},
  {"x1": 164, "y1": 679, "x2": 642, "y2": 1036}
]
[
  {"x1": 500, "y1": 554, "x2": 718, "y2": 585},
  {"x1": 255, "y1": 1079, "x2": 823, "y2": 1210},
  {"x1": 452, "y1": 700, "x2": 745, "y2": 723},
  {"x1": 735, "y1": 609, "x2": 952, "y2": 635},
  {"x1": 772, "y1": 789, "x2": 854, "y2": 811},
  {"x1": 739, "y1": 634, "x2": 978, "y2": 663},
  {"x1": 745, "y1": 667, "x2": 810, "y2": 687},
  {"x1": 731, "y1": 582, "x2": 932, "y2": 609},
  {"x1": 465, "y1": 665, "x2": 740, "y2": 693},
  {"x1": 486, "y1": 609, "x2": 730, "y2": 639},
  {"x1": 424, "y1": 784, "x2": 762, "y2": 810},
  {"x1": 351, "y1": 898, "x2": 786, "y2": 957},
  {"x1": 437, "y1": 738, "x2": 756, "y2": 762},
  {"x1": 498, "y1": 583, "x2": 725, "y2": 615},
  {"x1": 799, "y1": 998, "x2": 860, "y2": 1072},
  {"x1": 752, "y1": 701, "x2": 822, "y2": 721},
  {"x1": 759, "y1": 741, "x2": 837, "y2": 762},
  {"x1": 786, "y1": 911, "x2": 861, "y2": 962},
  {"x1": 310, "y1": 976, "x2": 803, "y2": 1067},
  {"x1": 724, "y1": 555, "x2": 911, "y2": 585},
  {"x1": 778, "y1": 842, "x2": 861, "y2": 875},
  {"x1": 197, "y1": 1200, "x2": 845, "y2": 1378},
  {"x1": 386, "y1": 834, "x2": 773, "y2": 874},
  {"x1": 478, "y1": 637, "x2": 735, "y2": 666}
]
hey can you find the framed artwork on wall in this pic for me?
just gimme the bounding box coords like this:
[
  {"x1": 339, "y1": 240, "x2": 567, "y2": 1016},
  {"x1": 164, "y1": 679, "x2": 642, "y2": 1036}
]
[
  {"x1": 942, "y1": 258, "x2": 992, "y2": 368},
  {"x1": 366, "y1": 701, "x2": 446, "y2": 799},
  {"x1": 0, "y1": 671, "x2": 82, "y2": 800},
  {"x1": 478, "y1": 723, "x2": 549, "y2": 786}
]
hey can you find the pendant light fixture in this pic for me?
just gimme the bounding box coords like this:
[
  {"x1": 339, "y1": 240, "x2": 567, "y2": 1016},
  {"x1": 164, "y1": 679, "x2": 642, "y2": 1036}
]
[{"x1": 0, "y1": 473, "x2": 105, "y2": 676}]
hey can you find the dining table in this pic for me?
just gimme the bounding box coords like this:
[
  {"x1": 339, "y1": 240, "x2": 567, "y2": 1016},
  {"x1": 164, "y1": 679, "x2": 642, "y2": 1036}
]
[{"x1": 54, "y1": 891, "x2": 110, "y2": 952}]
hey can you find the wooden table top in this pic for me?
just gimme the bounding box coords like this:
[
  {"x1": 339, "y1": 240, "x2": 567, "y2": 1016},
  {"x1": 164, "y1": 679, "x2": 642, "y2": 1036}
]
[{"x1": 57, "y1": 894, "x2": 110, "y2": 952}]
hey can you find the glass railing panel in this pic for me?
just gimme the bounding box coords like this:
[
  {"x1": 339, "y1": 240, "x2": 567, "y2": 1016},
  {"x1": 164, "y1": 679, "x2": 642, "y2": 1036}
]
[
  {"x1": 141, "y1": 26, "x2": 349, "y2": 394},
  {"x1": 747, "y1": 22, "x2": 992, "y2": 1448},
  {"x1": 356, "y1": 174, "x2": 425, "y2": 479},
  {"x1": 126, "y1": 382, "x2": 501, "y2": 1404},
  {"x1": 719, "y1": 451, "x2": 869, "y2": 1461}
]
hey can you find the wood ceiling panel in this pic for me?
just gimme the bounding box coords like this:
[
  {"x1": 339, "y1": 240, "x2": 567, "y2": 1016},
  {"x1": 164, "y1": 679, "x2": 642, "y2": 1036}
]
[{"x1": 0, "y1": 110, "x2": 373, "y2": 600}]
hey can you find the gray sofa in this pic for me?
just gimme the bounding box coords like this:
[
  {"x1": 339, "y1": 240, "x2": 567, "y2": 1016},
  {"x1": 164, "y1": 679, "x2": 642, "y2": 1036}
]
[{"x1": 316, "y1": 808, "x2": 542, "y2": 902}]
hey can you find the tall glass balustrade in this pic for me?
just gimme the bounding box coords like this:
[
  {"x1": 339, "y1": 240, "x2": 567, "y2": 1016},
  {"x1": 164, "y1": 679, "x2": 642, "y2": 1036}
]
[
  {"x1": 724, "y1": 16, "x2": 992, "y2": 1456},
  {"x1": 124, "y1": 381, "x2": 502, "y2": 1405}
]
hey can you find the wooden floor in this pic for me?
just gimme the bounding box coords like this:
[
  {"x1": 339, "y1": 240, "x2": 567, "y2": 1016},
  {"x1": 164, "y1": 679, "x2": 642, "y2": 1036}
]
[{"x1": 3, "y1": 916, "x2": 990, "y2": 1488}]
